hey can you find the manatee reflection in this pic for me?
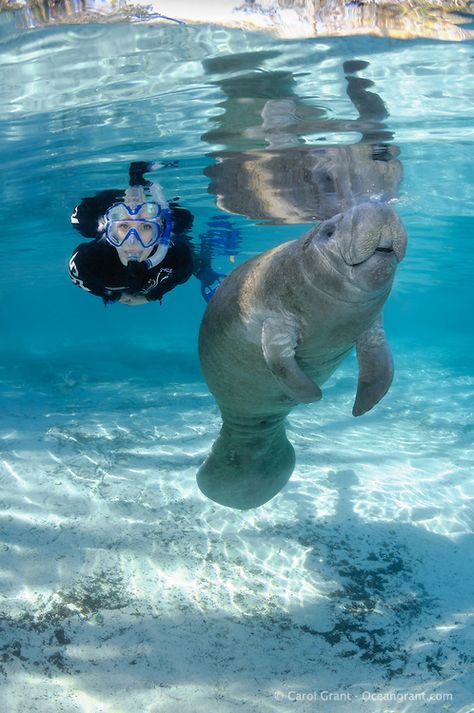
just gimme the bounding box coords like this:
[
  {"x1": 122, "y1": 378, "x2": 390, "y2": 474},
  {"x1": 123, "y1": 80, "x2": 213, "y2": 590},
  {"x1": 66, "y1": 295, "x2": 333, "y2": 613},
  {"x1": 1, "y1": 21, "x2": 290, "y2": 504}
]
[{"x1": 203, "y1": 57, "x2": 402, "y2": 224}]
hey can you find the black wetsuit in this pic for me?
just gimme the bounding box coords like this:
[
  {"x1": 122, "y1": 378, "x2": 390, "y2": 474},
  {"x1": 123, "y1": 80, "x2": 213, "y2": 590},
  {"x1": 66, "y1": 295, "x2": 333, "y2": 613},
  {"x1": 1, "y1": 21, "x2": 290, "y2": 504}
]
[{"x1": 69, "y1": 190, "x2": 195, "y2": 304}]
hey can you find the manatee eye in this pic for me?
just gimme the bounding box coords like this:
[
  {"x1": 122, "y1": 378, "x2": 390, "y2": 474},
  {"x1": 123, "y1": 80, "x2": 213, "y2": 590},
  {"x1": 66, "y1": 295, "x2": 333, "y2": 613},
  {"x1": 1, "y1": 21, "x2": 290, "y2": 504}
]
[
  {"x1": 323, "y1": 224, "x2": 336, "y2": 239},
  {"x1": 372, "y1": 143, "x2": 392, "y2": 162},
  {"x1": 314, "y1": 169, "x2": 335, "y2": 188}
]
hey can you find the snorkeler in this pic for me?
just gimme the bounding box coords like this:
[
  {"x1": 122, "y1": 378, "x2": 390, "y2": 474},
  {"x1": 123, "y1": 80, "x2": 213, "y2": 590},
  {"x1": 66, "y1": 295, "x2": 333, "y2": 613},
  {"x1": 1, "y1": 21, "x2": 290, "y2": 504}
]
[{"x1": 68, "y1": 162, "x2": 224, "y2": 305}]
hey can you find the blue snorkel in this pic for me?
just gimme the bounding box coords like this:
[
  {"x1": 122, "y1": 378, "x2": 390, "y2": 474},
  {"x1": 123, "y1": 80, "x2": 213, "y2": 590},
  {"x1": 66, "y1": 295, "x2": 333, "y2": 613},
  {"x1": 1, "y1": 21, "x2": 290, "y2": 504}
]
[{"x1": 144, "y1": 179, "x2": 172, "y2": 268}]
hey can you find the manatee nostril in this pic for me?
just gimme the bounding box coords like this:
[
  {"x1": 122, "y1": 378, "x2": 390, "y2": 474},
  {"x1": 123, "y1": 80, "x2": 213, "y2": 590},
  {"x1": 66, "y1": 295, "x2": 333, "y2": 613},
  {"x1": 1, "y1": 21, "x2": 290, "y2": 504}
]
[
  {"x1": 376, "y1": 234, "x2": 394, "y2": 252},
  {"x1": 377, "y1": 226, "x2": 395, "y2": 251},
  {"x1": 372, "y1": 143, "x2": 392, "y2": 162}
]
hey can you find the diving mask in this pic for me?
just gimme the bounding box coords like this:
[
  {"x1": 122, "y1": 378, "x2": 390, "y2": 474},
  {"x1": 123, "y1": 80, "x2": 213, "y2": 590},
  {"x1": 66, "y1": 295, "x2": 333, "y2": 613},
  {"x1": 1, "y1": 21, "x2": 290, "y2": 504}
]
[{"x1": 104, "y1": 202, "x2": 172, "y2": 248}]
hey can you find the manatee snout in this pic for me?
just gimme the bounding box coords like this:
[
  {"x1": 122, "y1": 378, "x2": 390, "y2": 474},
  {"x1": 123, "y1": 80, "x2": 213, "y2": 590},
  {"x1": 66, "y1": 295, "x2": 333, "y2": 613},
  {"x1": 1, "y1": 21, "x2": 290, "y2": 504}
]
[
  {"x1": 197, "y1": 422, "x2": 295, "y2": 510},
  {"x1": 342, "y1": 201, "x2": 407, "y2": 266}
]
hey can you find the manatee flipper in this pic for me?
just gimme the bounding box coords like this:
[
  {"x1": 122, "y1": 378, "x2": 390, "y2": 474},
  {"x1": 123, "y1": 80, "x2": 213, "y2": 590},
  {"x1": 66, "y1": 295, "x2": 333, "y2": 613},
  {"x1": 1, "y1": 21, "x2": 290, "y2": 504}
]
[
  {"x1": 352, "y1": 314, "x2": 394, "y2": 416},
  {"x1": 262, "y1": 317, "x2": 322, "y2": 403}
]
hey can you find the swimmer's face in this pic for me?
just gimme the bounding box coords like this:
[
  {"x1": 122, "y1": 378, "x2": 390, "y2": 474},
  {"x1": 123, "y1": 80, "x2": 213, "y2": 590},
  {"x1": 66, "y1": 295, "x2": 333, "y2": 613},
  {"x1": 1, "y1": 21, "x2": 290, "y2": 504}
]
[{"x1": 113, "y1": 221, "x2": 155, "y2": 265}]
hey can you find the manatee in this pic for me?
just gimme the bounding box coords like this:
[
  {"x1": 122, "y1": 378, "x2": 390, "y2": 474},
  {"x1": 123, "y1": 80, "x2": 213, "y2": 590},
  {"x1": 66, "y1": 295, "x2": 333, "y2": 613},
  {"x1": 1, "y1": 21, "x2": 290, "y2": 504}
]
[{"x1": 197, "y1": 201, "x2": 407, "y2": 510}]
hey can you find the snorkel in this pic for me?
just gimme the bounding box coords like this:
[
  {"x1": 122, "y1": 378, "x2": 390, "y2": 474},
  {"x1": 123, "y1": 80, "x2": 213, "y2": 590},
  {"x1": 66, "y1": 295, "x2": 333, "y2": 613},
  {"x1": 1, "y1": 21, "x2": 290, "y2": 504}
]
[{"x1": 143, "y1": 181, "x2": 172, "y2": 268}]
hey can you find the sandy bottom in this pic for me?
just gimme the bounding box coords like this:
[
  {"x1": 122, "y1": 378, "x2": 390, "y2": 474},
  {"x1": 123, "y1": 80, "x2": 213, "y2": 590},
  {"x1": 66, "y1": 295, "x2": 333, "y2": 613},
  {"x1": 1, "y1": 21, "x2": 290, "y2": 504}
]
[{"x1": 0, "y1": 346, "x2": 473, "y2": 713}]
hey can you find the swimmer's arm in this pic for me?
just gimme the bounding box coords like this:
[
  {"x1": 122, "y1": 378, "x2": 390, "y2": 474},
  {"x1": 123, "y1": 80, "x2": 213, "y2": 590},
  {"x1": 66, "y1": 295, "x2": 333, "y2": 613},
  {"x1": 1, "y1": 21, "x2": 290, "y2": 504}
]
[{"x1": 69, "y1": 245, "x2": 111, "y2": 299}]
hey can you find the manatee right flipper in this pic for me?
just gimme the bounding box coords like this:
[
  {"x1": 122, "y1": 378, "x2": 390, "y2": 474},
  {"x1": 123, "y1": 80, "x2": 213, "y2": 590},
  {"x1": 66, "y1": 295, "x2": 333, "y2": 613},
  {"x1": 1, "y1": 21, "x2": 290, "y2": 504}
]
[
  {"x1": 353, "y1": 314, "x2": 394, "y2": 416},
  {"x1": 262, "y1": 317, "x2": 322, "y2": 403}
]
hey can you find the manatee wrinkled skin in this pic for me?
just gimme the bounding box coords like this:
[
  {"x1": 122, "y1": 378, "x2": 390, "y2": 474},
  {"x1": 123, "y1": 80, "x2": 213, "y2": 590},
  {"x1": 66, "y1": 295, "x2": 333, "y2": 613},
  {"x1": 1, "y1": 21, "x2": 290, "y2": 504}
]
[{"x1": 197, "y1": 201, "x2": 407, "y2": 510}]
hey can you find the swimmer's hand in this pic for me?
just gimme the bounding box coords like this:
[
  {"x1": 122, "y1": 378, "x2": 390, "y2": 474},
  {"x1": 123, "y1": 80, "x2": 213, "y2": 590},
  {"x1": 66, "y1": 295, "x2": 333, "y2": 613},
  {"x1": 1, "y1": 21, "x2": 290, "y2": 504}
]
[{"x1": 119, "y1": 294, "x2": 149, "y2": 306}]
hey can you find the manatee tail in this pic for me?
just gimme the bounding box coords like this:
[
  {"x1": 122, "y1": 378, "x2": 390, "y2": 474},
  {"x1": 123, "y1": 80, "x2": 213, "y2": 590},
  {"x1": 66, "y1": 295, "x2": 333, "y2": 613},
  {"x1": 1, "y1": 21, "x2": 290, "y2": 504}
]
[{"x1": 197, "y1": 419, "x2": 295, "y2": 510}]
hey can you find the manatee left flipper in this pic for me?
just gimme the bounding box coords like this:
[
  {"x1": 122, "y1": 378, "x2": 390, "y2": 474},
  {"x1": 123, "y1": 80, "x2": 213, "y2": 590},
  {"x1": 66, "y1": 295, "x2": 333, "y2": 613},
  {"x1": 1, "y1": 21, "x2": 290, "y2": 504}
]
[
  {"x1": 262, "y1": 317, "x2": 322, "y2": 403},
  {"x1": 353, "y1": 314, "x2": 394, "y2": 416}
]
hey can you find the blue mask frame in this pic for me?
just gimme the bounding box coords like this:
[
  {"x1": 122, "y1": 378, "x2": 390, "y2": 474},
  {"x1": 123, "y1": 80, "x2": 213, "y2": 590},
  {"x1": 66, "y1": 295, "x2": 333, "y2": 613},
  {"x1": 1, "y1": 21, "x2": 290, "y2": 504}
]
[{"x1": 104, "y1": 202, "x2": 172, "y2": 248}]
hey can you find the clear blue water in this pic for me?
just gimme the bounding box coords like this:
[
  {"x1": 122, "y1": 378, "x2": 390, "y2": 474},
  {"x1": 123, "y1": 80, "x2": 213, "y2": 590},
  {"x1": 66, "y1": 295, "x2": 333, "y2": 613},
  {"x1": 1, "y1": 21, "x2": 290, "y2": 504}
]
[{"x1": 0, "y1": 14, "x2": 473, "y2": 712}]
